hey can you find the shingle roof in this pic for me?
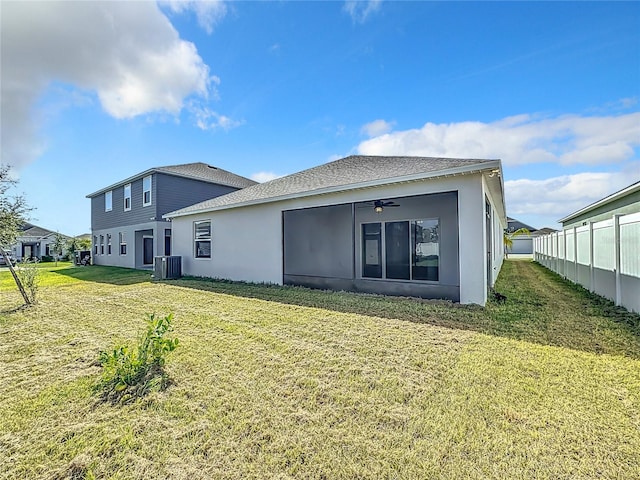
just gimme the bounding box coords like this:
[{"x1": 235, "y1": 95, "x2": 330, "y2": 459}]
[
  {"x1": 18, "y1": 223, "x2": 69, "y2": 239},
  {"x1": 86, "y1": 162, "x2": 256, "y2": 197},
  {"x1": 166, "y1": 155, "x2": 499, "y2": 217},
  {"x1": 155, "y1": 163, "x2": 257, "y2": 189}
]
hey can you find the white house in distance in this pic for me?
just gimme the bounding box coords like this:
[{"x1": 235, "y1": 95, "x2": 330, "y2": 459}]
[
  {"x1": 9, "y1": 223, "x2": 71, "y2": 261},
  {"x1": 165, "y1": 156, "x2": 506, "y2": 306}
]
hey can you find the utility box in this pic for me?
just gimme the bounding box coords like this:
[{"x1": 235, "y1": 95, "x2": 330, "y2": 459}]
[{"x1": 154, "y1": 256, "x2": 182, "y2": 280}]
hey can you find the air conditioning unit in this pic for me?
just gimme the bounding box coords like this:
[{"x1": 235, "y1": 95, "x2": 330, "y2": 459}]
[{"x1": 154, "y1": 255, "x2": 182, "y2": 280}]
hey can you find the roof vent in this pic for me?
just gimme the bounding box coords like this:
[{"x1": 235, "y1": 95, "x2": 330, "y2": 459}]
[{"x1": 207, "y1": 165, "x2": 218, "y2": 170}]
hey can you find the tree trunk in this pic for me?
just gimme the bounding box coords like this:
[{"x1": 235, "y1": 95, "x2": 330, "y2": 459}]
[{"x1": 1, "y1": 248, "x2": 31, "y2": 305}]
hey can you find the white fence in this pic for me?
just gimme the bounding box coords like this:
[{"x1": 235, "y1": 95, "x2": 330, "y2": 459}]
[{"x1": 533, "y1": 212, "x2": 640, "y2": 313}]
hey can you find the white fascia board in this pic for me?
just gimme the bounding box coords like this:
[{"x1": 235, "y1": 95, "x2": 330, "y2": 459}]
[
  {"x1": 164, "y1": 160, "x2": 501, "y2": 219},
  {"x1": 558, "y1": 180, "x2": 640, "y2": 223}
]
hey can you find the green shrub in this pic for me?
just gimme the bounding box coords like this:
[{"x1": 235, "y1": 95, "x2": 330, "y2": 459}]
[
  {"x1": 97, "y1": 313, "x2": 179, "y2": 403},
  {"x1": 16, "y1": 259, "x2": 40, "y2": 304},
  {"x1": 40, "y1": 255, "x2": 54, "y2": 262}
]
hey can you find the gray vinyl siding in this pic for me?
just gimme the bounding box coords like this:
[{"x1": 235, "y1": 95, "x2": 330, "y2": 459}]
[
  {"x1": 90, "y1": 176, "x2": 157, "y2": 230},
  {"x1": 155, "y1": 173, "x2": 237, "y2": 218},
  {"x1": 91, "y1": 173, "x2": 239, "y2": 230}
]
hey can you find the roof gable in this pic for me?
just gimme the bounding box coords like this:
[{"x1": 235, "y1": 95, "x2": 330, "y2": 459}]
[{"x1": 166, "y1": 155, "x2": 500, "y2": 217}]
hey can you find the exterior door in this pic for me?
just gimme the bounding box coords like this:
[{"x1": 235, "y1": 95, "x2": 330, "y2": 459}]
[{"x1": 143, "y1": 237, "x2": 153, "y2": 265}]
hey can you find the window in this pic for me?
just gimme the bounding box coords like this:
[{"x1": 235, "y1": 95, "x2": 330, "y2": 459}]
[
  {"x1": 105, "y1": 191, "x2": 112, "y2": 212},
  {"x1": 119, "y1": 232, "x2": 127, "y2": 255},
  {"x1": 362, "y1": 219, "x2": 439, "y2": 281},
  {"x1": 93, "y1": 236, "x2": 98, "y2": 255},
  {"x1": 99, "y1": 235, "x2": 104, "y2": 255},
  {"x1": 362, "y1": 223, "x2": 382, "y2": 278},
  {"x1": 412, "y1": 219, "x2": 439, "y2": 281},
  {"x1": 124, "y1": 183, "x2": 131, "y2": 211},
  {"x1": 143, "y1": 175, "x2": 152, "y2": 206},
  {"x1": 107, "y1": 234, "x2": 112, "y2": 255},
  {"x1": 194, "y1": 221, "x2": 211, "y2": 258}
]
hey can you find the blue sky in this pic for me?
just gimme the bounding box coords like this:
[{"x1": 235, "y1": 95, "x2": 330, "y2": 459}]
[{"x1": 1, "y1": 1, "x2": 639, "y2": 236}]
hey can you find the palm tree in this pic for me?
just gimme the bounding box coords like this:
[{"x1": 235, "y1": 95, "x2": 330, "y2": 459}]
[{"x1": 504, "y1": 228, "x2": 530, "y2": 258}]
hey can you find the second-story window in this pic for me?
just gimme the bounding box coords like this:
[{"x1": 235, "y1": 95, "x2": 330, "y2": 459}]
[
  {"x1": 124, "y1": 183, "x2": 131, "y2": 211},
  {"x1": 143, "y1": 175, "x2": 152, "y2": 206},
  {"x1": 105, "y1": 191, "x2": 112, "y2": 212}
]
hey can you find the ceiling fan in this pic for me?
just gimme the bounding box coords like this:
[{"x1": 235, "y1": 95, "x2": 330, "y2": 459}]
[{"x1": 357, "y1": 200, "x2": 401, "y2": 213}]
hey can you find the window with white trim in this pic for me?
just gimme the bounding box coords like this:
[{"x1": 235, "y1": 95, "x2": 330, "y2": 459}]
[
  {"x1": 124, "y1": 183, "x2": 131, "y2": 211},
  {"x1": 143, "y1": 175, "x2": 152, "y2": 206},
  {"x1": 99, "y1": 235, "x2": 104, "y2": 255},
  {"x1": 194, "y1": 221, "x2": 211, "y2": 258},
  {"x1": 107, "y1": 234, "x2": 112, "y2": 255},
  {"x1": 119, "y1": 232, "x2": 127, "y2": 255},
  {"x1": 93, "y1": 236, "x2": 98, "y2": 255},
  {"x1": 105, "y1": 191, "x2": 112, "y2": 212}
]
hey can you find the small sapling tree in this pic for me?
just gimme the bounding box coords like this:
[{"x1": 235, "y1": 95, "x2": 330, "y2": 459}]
[
  {"x1": 0, "y1": 165, "x2": 34, "y2": 305},
  {"x1": 50, "y1": 232, "x2": 67, "y2": 265}
]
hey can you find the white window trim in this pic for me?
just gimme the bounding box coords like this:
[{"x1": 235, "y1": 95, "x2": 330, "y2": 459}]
[
  {"x1": 143, "y1": 175, "x2": 152, "y2": 207},
  {"x1": 194, "y1": 220, "x2": 212, "y2": 259},
  {"x1": 119, "y1": 232, "x2": 127, "y2": 255},
  {"x1": 124, "y1": 183, "x2": 132, "y2": 211},
  {"x1": 105, "y1": 190, "x2": 112, "y2": 212}
]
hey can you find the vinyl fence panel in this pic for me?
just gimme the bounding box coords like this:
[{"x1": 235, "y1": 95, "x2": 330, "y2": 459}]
[{"x1": 534, "y1": 212, "x2": 639, "y2": 313}]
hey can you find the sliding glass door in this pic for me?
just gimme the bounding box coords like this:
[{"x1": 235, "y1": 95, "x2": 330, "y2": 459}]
[{"x1": 362, "y1": 219, "x2": 439, "y2": 282}]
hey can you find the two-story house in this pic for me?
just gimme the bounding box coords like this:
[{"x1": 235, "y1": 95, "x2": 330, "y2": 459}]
[{"x1": 86, "y1": 163, "x2": 256, "y2": 269}]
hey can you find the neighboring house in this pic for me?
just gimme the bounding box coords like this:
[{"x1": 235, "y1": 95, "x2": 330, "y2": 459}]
[
  {"x1": 9, "y1": 223, "x2": 71, "y2": 261},
  {"x1": 506, "y1": 217, "x2": 536, "y2": 255},
  {"x1": 86, "y1": 163, "x2": 256, "y2": 269},
  {"x1": 165, "y1": 156, "x2": 507, "y2": 306},
  {"x1": 558, "y1": 180, "x2": 640, "y2": 228}
]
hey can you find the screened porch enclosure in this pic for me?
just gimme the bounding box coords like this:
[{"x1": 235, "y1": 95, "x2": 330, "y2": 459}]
[{"x1": 283, "y1": 191, "x2": 460, "y2": 301}]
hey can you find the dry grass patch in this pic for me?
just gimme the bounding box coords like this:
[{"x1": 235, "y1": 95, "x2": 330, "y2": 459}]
[{"x1": 1, "y1": 261, "x2": 639, "y2": 479}]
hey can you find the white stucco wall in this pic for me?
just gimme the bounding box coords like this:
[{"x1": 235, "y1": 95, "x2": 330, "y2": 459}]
[
  {"x1": 170, "y1": 173, "x2": 498, "y2": 305},
  {"x1": 92, "y1": 220, "x2": 170, "y2": 268},
  {"x1": 482, "y1": 174, "x2": 507, "y2": 292}
]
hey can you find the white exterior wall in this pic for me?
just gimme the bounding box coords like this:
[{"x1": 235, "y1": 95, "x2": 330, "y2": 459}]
[
  {"x1": 92, "y1": 220, "x2": 170, "y2": 268},
  {"x1": 483, "y1": 174, "x2": 506, "y2": 290},
  {"x1": 171, "y1": 173, "x2": 498, "y2": 305}
]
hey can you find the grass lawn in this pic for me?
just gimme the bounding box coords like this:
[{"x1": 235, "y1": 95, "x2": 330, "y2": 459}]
[{"x1": 1, "y1": 260, "x2": 639, "y2": 479}]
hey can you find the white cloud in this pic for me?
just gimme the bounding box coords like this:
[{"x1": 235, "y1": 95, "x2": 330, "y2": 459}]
[
  {"x1": 505, "y1": 166, "x2": 640, "y2": 226},
  {"x1": 191, "y1": 105, "x2": 244, "y2": 131},
  {"x1": 343, "y1": 0, "x2": 382, "y2": 24},
  {"x1": 357, "y1": 111, "x2": 640, "y2": 167},
  {"x1": 162, "y1": 0, "x2": 227, "y2": 34},
  {"x1": 250, "y1": 171, "x2": 283, "y2": 183},
  {"x1": 1, "y1": 1, "x2": 216, "y2": 169},
  {"x1": 361, "y1": 119, "x2": 395, "y2": 138}
]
